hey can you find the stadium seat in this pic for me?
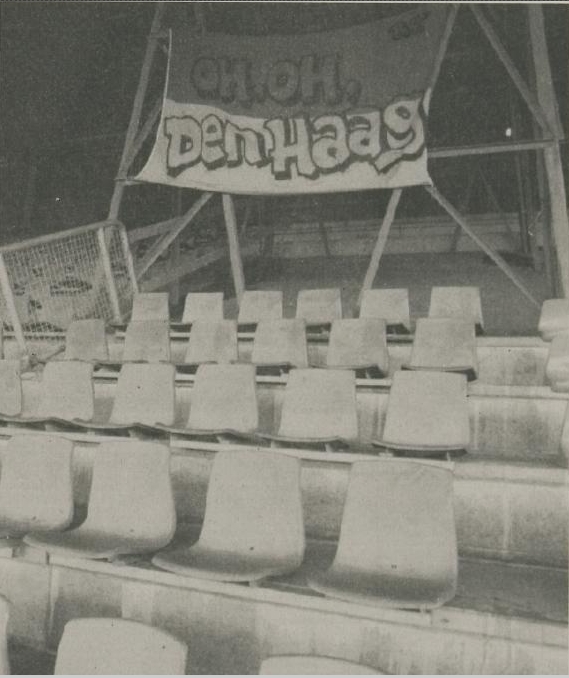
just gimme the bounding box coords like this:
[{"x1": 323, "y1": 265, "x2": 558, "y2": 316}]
[
  {"x1": 296, "y1": 288, "x2": 342, "y2": 326},
  {"x1": 251, "y1": 319, "x2": 308, "y2": 369},
  {"x1": 326, "y1": 318, "x2": 389, "y2": 375},
  {"x1": 269, "y1": 369, "x2": 358, "y2": 443},
  {"x1": 152, "y1": 450, "x2": 304, "y2": 582},
  {"x1": 184, "y1": 364, "x2": 258, "y2": 435},
  {"x1": 308, "y1": 459, "x2": 457, "y2": 610},
  {"x1": 545, "y1": 331, "x2": 569, "y2": 392},
  {"x1": 407, "y1": 318, "x2": 478, "y2": 379},
  {"x1": 428, "y1": 286, "x2": 484, "y2": 334},
  {"x1": 109, "y1": 363, "x2": 176, "y2": 428},
  {"x1": 184, "y1": 320, "x2": 238, "y2": 365},
  {"x1": 182, "y1": 291, "x2": 224, "y2": 323},
  {"x1": 63, "y1": 319, "x2": 108, "y2": 362},
  {"x1": 0, "y1": 360, "x2": 21, "y2": 418},
  {"x1": 0, "y1": 595, "x2": 9, "y2": 675},
  {"x1": 374, "y1": 371, "x2": 470, "y2": 455},
  {"x1": 122, "y1": 320, "x2": 171, "y2": 362},
  {"x1": 25, "y1": 440, "x2": 175, "y2": 560},
  {"x1": 539, "y1": 299, "x2": 569, "y2": 341},
  {"x1": 36, "y1": 361, "x2": 94, "y2": 423},
  {"x1": 0, "y1": 435, "x2": 73, "y2": 539},
  {"x1": 130, "y1": 292, "x2": 170, "y2": 321},
  {"x1": 54, "y1": 618, "x2": 187, "y2": 675},
  {"x1": 238, "y1": 290, "x2": 283, "y2": 325},
  {"x1": 260, "y1": 655, "x2": 379, "y2": 675},
  {"x1": 359, "y1": 288, "x2": 411, "y2": 333}
]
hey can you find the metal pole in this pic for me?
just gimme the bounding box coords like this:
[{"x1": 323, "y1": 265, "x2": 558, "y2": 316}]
[
  {"x1": 0, "y1": 253, "x2": 26, "y2": 354},
  {"x1": 97, "y1": 226, "x2": 122, "y2": 322},
  {"x1": 222, "y1": 194, "x2": 246, "y2": 302}
]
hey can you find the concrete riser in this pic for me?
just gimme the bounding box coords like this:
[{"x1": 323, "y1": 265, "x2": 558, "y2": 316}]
[{"x1": 0, "y1": 558, "x2": 565, "y2": 675}]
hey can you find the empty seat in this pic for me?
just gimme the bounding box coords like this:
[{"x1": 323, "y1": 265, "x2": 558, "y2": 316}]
[
  {"x1": 326, "y1": 318, "x2": 388, "y2": 374},
  {"x1": 25, "y1": 440, "x2": 175, "y2": 560},
  {"x1": 36, "y1": 361, "x2": 94, "y2": 423},
  {"x1": 64, "y1": 319, "x2": 108, "y2": 361},
  {"x1": 131, "y1": 292, "x2": 169, "y2": 321},
  {"x1": 184, "y1": 320, "x2": 238, "y2": 365},
  {"x1": 260, "y1": 655, "x2": 379, "y2": 675},
  {"x1": 407, "y1": 318, "x2": 478, "y2": 379},
  {"x1": 0, "y1": 595, "x2": 9, "y2": 675},
  {"x1": 308, "y1": 459, "x2": 457, "y2": 610},
  {"x1": 251, "y1": 319, "x2": 308, "y2": 368},
  {"x1": 539, "y1": 299, "x2": 569, "y2": 341},
  {"x1": 545, "y1": 331, "x2": 569, "y2": 392},
  {"x1": 0, "y1": 435, "x2": 73, "y2": 539},
  {"x1": 182, "y1": 291, "x2": 224, "y2": 323},
  {"x1": 184, "y1": 364, "x2": 258, "y2": 435},
  {"x1": 296, "y1": 289, "x2": 342, "y2": 326},
  {"x1": 375, "y1": 371, "x2": 470, "y2": 454},
  {"x1": 271, "y1": 369, "x2": 358, "y2": 443},
  {"x1": 359, "y1": 288, "x2": 411, "y2": 333},
  {"x1": 153, "y1": 450, "x2": 304, "y2": 582},
  {"x1": 54, "y1": 618, "x2": 187, "y2": 675},
  {"x1": 429, "y1": 286, "x2": 484, "y2": 333},
  {"x1": 238, "y1": 290, "x2": 283, "y2": 325},
  {"x1": 0, "y1": 360, "x2": 21, "y2": 418},
  {"x1": 110, "y1": 363, "x2": 176, "y2": 428},
  {"x1": 122, "y1": 320, "x2": 171, "y2": 362}
]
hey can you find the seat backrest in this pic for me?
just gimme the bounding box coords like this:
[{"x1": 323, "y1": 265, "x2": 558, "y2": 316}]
[
  {"x1": 123, "y1": 320, "x2": 171, "y2": 362},
  {"x1": 359, "y1": 288, "x2": 411, "y2": 332},
  {"x1": 409, "y1": 318, "x2": 477, "y2": 373},
  {"x1": 0, "y1": 360, "x2": 21, "y2": 417},
  {"x1": 187, "y1": 364, "x2": 258, "y2": 433},
  {"x1": 198, "y1": 450, "x2": 304, "y2": 560},
  {"x1": 54, "y1": 617, "x2": 187, "y2": 675},
  {"x1": 379, "y1": 370, "x2": 470, "y2": 450},
  {"x1": 64, "y1": 319, "x2": 108, "y2": 361},
  {"x1": 333, "y1": 459, "x2": 457, "y2": 583},
  {"x1": 326, "y1": 318, "x2": 388, "y2": 370},
  {"x1": 0, "y1": 434, "x2": 74, "y2": 533},
  {"x1": 37, "y1": 361, "x2": 94, "y2": 421},
  {"x1": 251, "y1": 319, "x2": 308, "y2": 367},
  {"x1": 131, "y1": 292, "x2": 170, "y2": 321},
  {"x1": 277, "y1": 369, "x2": 358, "y2": 441},
  {"x1": 83, "y1": 440, "x2": 175, "y2": 544},
  {"x1": 539, "y1": 298, "x2": 569, "y2": 341},
  {"x1": 296, "y1": 289, "x2": 342, "y2": 325},
  {"x1": 184, "y1": 320, "x2": 238, "y2": 365},
  {"x1": 182, "y1": 292, "x2": 224, "y2": 323},
  {"x1": 110, "y1": 363, "x2": 176, "y2": 427},
  {"x1": 238, "y1": 290, "x2": 283, "y2": 325},
  {"x1": 429, "y1": 286, "x2": 483, "y2": 331},
  {"x1": 260, "y1": 655, "x2": 379, "y2": 675},
  {"x1": 0, "y1": 595, "x2": 9, "y2": 675}
]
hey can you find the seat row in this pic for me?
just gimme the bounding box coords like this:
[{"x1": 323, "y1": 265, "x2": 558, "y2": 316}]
[
  {"x1": 0, "y1": 434, "x2": 457, "y2": 611},
  {"x1": 126, "y1": 285, "x2": 484, "y2": 332},
  {"x1": 0, "y1": 603, "x2": 380, "y2": 675},
  {"x1": 66, "y1": 315, "x2": 480, "y2": 379},
  {"x1": 0, "y1": 361, "x2": 471, "y2": 454}
]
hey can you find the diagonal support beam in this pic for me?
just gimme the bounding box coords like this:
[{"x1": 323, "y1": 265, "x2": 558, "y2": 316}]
[
  {"x1": 358, "y1": 189, "x2": 402, "y2": 306},
  {"x1": 123, "y1": 95, "x2": 163, "y2": 174},
  {"x1": 135, "y1": 192, "x2": 213, "y2": 279},
  {"x1": 470, "y1": 5, "x2": 552, "y2": 136},
  {"x1": 425, "y1": 184, "x2": 540, "y2": 308}
]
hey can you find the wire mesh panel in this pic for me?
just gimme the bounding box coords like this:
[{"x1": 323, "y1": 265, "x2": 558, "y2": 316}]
[{"x1": 0, "y1": 221, "x2": 135, "y2": 358}]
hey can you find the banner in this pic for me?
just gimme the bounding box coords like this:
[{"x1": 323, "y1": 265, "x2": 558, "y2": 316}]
[{"x1": 137, "y1": 6, "x2": 449, "y2": 194}]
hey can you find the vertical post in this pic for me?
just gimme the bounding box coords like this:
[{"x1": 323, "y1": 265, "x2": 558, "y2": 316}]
[
  {"x1": 97, "y1": 226, "x2": 122, "y2": 322},
  {"x1": 108, "y1": 3, "x2": 166, "y2": 221},
  {"x1": 222, "y1": 194, "x2": 246, "y2": 302},
  {"x1": 358, "y1": 189, "x2": 402, "y2": 306},
  {"x1": 118, "y1": 222, "x2": 139, "y2": 294},
  {"x1": 528, "y1": 4, "x2": 569, "y2": 297},
  {"x1": 0, "y1": 253, "x2": 26, "y2": 354}
]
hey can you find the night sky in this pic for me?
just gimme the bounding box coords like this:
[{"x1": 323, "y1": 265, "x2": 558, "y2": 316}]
[{"x1": 0, "y1": 2, "x2": 567, "y2": 236}]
